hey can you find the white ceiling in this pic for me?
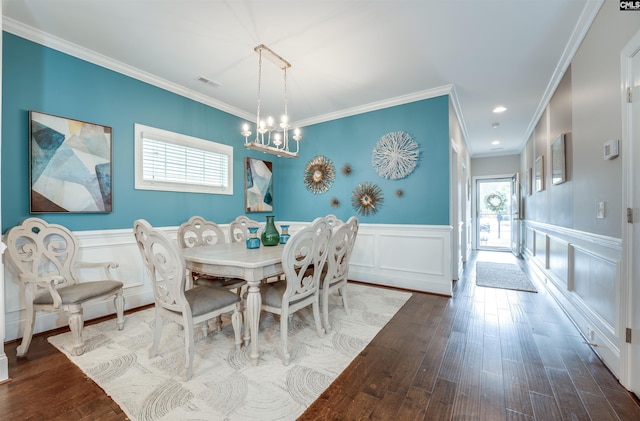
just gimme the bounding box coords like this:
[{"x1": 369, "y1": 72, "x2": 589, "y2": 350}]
[{"x1": 2, "y1": 0, "x2": 600, "y2": 157}]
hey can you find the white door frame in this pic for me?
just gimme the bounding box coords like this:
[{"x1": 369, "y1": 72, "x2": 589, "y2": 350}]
[
  {"x1": 450, "y1": 141, "x2": 462, "y2": 280},
  {"x1": 0, "y1": 0, "x2": 8, "y2": 383},
  {"x1": 473, "y1": 174, "x2": 515, "y2": 251},
  {"x1": 621, "y1": 28, "x2": 640, "y2": 396}
]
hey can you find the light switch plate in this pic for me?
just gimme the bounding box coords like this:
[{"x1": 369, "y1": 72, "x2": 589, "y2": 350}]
[
  {"x1": 604, "y1": 139, "x2": 619, "y2": 160},
  {"x1": 597, "y1": 201, "x2": 605, "y2": 219}
]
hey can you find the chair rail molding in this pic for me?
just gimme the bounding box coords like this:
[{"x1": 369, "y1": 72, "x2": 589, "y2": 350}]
[{"x1": 523, "y1": 220, "x2": 623, "y2": 378}]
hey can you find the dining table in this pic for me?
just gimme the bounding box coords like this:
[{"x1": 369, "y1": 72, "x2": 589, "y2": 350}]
[{"x1": 181, "y1": 241, "x2": 285, "y2": 366}]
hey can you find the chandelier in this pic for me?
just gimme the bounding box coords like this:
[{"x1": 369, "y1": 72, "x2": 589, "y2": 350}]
[{"x1": 241, "y1": 44, "x2": 301, "y2": 158}]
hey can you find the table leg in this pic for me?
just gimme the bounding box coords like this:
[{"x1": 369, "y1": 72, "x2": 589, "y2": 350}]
[{"x1": 246, "y1": 279, "x2": 261, "y2": 366}]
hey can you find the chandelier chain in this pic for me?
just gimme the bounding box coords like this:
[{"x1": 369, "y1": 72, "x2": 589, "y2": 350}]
[{"x1": 256, "y1": 49, "x2": 262, "y2": 142}]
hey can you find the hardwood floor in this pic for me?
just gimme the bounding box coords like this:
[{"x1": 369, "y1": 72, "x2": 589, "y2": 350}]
[
  {"x1": 300, "y1": 251, "x2": 640, "y2": 420},
  {"x1": 1, "y1": 251, "x2": 639, "y2": 420}
]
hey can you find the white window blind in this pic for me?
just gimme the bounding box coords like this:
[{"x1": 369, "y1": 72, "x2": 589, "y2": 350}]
[{"x1": 134, "y1": 124, "x2": 233, "y2": 195}]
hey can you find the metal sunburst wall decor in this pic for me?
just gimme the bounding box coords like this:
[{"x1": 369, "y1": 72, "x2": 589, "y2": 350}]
[
  {"x1": 351, "y1": 182, "x2": 384, "y2": 216},
  {"x1": 304, "y1": 155, "x2": 335, "y2": 194},
  {"x1": 371, "y1": 131, "x2": 419, "y2": 180}
]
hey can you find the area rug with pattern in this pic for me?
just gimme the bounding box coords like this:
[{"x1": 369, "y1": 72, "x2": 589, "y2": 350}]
[
  {"x1": 475, "y1": 261, "x2": 537, "y2": 293},
  {"x1": 48, "y1": 283, "x2": 411, "y2": 421}
]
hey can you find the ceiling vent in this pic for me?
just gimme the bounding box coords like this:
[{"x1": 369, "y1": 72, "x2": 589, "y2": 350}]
[{"x1": 197, "y1": 76, "x2": 221, "y2": 87}]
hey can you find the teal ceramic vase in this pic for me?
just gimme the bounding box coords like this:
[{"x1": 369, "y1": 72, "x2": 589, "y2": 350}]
[
  {"x1": 246, "y1": 226, "x2": 260, "y2": 249},
  {"x1": 261, "y1": 216, "x2": 280, "y2": 246},
  {"x1": 279, "y1": 225, "x2": 291, "y2": 244}
]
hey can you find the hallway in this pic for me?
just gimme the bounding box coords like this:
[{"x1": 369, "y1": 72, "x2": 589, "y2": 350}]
[{"x1": 302, "y1": 251, "x2": 640, "y2": 420}]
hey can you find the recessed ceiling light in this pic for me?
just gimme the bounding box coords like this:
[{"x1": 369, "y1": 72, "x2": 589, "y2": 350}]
[
  {"x1": 491, "y1": 140, "x2": 500, "y2": 145},
  {"x1": 492, "y1": 122, "x2": 500, "y2": 129},
  {"x1": 493, "y1": 106, "x2": 507, "y2": 113}
]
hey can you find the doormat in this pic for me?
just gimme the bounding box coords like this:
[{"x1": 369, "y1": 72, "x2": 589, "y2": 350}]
[{"x1": 475, "y1": 261, "x2": 537, "y2": 293}]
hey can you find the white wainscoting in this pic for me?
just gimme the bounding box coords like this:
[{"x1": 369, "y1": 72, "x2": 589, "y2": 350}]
[
  {"x1": 3, "y1": 222, "x2": 453, "y2": 342},
  {"x1": 523, "y1": 221, "x2": 623, "y2": 377},
  {"x1": 347, "y1": 224, "x2": 453, "y2": 296}
]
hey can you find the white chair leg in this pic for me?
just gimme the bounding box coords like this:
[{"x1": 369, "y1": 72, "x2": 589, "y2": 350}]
[
  {"x1": 340, "y1": 285, "x2": 350, "y2": 315},
  {"x1": 183, "y1": 317, "x2": 195, "y2": 381},
  {"x1": 114, "y1": 291, "x2": 125, "y2": 330},
  {"x1": 16, "y1": 304, "x2": 36, "y2": 358},
  {"x1": 322, "y1": 288, "x2": 331, "y2": 333},
  {"x1": 150, "y1": 312, "x2": 164, "y2": 358},
  {"x1": 68, "y1": 308, "x2": 85, "y2": 356},
  {"x1": 281, "y1": 313, "x2": 290, "y2": 366},
  {"x1": 312, "y1": 300, "x2": 324, "y2": 338}
]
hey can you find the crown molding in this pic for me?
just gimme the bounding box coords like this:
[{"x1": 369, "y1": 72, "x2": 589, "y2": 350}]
[
  {"x1": 2, "y1": 17, "x2": 254, "y2": 121},
  {"x1": 293, "y1": 84, "x2": 455, "y2": 128},
  {"x1": 3, "y1": 17, "x2": 465, "y2": 129}
]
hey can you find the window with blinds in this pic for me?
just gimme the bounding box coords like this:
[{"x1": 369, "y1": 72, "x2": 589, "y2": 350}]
[{"x1": 134, "y1": 124, "x2": 233, "y2": 195}]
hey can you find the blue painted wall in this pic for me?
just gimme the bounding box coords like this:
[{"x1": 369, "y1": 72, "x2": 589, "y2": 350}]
[
  {"x1": 275, "y1": 97, "x2": 451, "y2": 225},
  {"x1": 2, "y1": 32, "x2": 450, "y2": 232}
]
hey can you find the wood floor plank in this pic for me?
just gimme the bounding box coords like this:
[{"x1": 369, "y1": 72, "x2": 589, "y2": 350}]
[
  {"x1": 599, "y1": 385, "x2": 640, "y2": 420},
  {"x1": 439, "y1": 330, "x2": 466, "y2": 383},
  {"x1": 396, "y1": 386, "x2": 430, "y2": 421},
  {"x1": 370, "y1": 390, "x2": 404, "y2": 421},
  {"x1": 578, "y1": 391, "x2": 622, "y2": 421},
  {"x1": 424, "y1": 377, "x2": 456, "y2": 420},
  {"x1": 546, "y1": 367, "x2": 590, "y2": 420},
  {"x1": 502, "y1": 359, "x2": 534, "y2": 417},
  {"x1": 480, "y1": 370, "x2": 505, "y2": 420},
  {"x1": 556, "y1": 346, "x2": 603, "y2": 396},
  {"x1": 482, "y1": 334, "x2": 502, "y2": 375},
  {"x1": 451, "y1": 341, "x2": 482, "y2": 419},
  {"x1": 529, "y1": 391, "x2": 563, "y2": 420}
]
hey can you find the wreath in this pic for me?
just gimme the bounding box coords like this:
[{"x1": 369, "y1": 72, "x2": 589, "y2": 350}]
[{"x1": 484, "y1": 193, "x2": 506, "y2": 212}]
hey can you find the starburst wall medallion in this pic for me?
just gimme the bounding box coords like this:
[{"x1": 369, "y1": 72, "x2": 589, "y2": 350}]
[
  {"x1": 351, "y1": 182, "x2": 384, "y2": 216},
  {"x1": 304, "y1": 155, "x2": 335, "y2": 194},
  {"x1": 371, "y1": 131, "x2": 419, "y2": 180}
]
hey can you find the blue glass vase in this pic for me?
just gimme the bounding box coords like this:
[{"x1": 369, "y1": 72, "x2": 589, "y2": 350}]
[
  {"x1": 246, "y1": 226, "x2": 261, "y2": 249},
  {"x1": 261, "y1": 216, "x2": 280, "y2": 246},
  {"x1": 279, "y1": 225, "x2": 290, "y2": 244}
]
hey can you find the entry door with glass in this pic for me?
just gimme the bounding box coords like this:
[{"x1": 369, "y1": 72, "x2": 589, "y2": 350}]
[{"x1": 476, "y1": 178, "x2": 513, "y2": 251}]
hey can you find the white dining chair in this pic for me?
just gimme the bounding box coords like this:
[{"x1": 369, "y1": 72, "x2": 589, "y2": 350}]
[
  {"x1": 134, "y1": 219, "x2": 242, "y2": 381},
  {"x1": 4, "y1": 217, "x2": 125, "y2": 357},
  {"x1": 320, "y1": 216, "x2": 359, "y2": 332},
  {"x1": 258, "y1": 217, "x2": 332, "y2": 365},
  {"x1": 177, "y1": 215, "x2": 245, "y2": 291},
  {"x1": 229, "y1": 215, "x2": 260, "y2": 243},
  {"x1": 178, "y1": 216, "x2": 246, "y2": 331},
  {"x1": 324, "y1": 214, "x2": 343, "y2": 228}
]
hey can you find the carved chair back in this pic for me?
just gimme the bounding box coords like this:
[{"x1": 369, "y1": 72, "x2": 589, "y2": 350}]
[
  {"x1": 177, "y1": 216, "x2": 226, "y2": 249},
  {"x1": 229, "y1": 215, "x2": 260, "y2": 243},
  {"x1": 134, "y1": 219, "x2": 187, "y2": 313},
  {"x1": 5, "y1": 217, "x2": 82, "y2": 293}
]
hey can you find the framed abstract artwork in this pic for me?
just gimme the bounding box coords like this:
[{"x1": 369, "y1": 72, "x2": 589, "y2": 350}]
[
  {"x1": 29, "y1": 111, "x2": 112, "y2": 213},
  {"x1": 245, "y1": 157, "x2": 273, "y2": 212}
]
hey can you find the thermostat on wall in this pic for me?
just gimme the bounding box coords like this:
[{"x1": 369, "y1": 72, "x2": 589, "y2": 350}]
[{"x1": 604, "y1": 139, "x2": 619, "y2": 160}]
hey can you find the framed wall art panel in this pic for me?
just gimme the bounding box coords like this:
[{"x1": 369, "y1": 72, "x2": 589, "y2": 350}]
[
  {"x1": 29, "y1": 111, "x2": 112, "y2": 213},
  {"x1": 535, "y1": 155, "x2": 544, "y2": 192},
  {"x1": 245, "y1": 157, "x2": 273, "y2": 212},
  {"x1": 551, "y1": 134, "x2": 566, "y2": 185}
]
